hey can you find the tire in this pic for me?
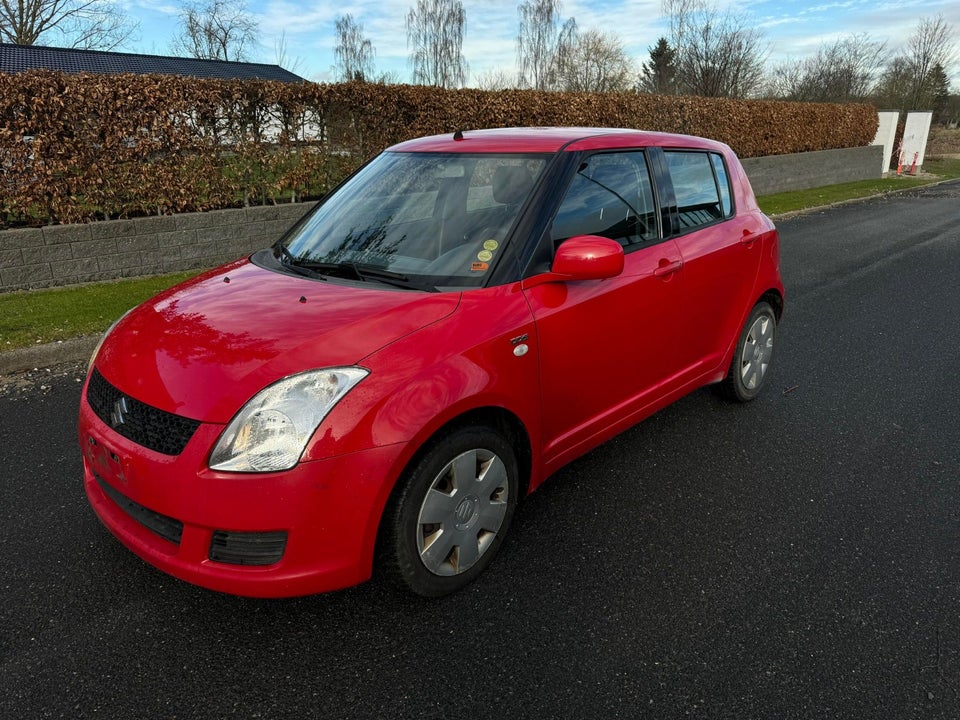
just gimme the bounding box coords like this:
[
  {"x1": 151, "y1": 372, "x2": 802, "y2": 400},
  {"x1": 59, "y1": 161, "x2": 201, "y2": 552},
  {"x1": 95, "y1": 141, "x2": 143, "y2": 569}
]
[
  {"x1": 380, "y1": 425, "x2": 519, "y2": 597},
  {"x1": 718, "y1": 300, "x2": 777, "y2": 402}
]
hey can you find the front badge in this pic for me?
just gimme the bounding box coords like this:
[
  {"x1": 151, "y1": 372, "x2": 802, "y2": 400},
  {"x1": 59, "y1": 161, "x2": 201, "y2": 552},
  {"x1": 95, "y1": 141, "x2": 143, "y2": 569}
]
[{"x1": 111, "y1": 397, "x2": 130, "y2": 428}]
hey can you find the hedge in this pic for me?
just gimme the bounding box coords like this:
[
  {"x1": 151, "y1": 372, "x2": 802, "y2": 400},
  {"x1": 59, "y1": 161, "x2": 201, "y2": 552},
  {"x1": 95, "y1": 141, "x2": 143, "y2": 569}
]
[{"x1": 0, "y1": 71, "x2": 878, "y2": 228}]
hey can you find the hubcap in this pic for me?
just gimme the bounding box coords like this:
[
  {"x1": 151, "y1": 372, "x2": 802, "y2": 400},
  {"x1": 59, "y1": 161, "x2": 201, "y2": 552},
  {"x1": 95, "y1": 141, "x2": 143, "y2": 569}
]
[
  {"x1": 740, "y1": 314, "x2": 774, "y2": 390},
  {"x1": 454, "y1": 496, "x2": 480, "y2": 528},
  {"x1": 416, "y1": 449, "x2": 509, "y2": 576}
]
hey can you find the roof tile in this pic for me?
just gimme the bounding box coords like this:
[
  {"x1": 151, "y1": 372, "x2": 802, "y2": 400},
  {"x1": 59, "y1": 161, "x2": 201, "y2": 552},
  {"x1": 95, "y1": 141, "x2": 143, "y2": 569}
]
[{"x1": 0, "y1": 43, "x2": 305, "y2": 82}]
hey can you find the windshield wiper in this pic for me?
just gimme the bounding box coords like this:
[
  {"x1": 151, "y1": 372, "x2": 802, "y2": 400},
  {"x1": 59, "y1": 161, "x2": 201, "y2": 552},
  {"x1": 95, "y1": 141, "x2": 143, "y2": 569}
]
[
  {"x1": 353, "y1": 264, "x2": 439, "y2": 293},
  {"x1": 274, "y1": 244, "x2": 327, "y2": 280},
  {"x1": 273, "y1": 248, "x2": 439, "y2": 292},
  {"x1": 288, "y1": 260, "x2": 439, "y2": 293}
]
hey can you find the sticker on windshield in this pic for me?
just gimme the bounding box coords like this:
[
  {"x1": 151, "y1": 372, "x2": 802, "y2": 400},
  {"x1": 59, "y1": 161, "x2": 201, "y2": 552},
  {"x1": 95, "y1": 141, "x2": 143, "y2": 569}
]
[
  {"x1": 483, "y1": 239, "x2": 499, "y2": 251},
  {"x1": 471, "y1": 262, "x2": 489, "y2": 272},
  {"x1": 477, "y1": 250, "x2": 493, "y2": 262}
]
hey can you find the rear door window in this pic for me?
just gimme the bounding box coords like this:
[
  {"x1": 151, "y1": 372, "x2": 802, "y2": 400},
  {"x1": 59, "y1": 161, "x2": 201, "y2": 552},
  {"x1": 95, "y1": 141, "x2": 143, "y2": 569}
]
[{"x1": 664, "y1": 150, "x2": 733, "y2": 230}]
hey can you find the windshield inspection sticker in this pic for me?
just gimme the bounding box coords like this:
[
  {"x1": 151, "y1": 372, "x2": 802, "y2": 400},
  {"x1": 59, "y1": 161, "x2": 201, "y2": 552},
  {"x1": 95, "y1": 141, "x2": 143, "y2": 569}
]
[
  {"x1": 483, "y1": 239, "x2": 499, "y2": 251},
  {"x1": 477, "y1": 250, "x2": 493, "y2": 262},
  {"x1": 471, "y1": 262, "x2": 489, "y2": 272}
]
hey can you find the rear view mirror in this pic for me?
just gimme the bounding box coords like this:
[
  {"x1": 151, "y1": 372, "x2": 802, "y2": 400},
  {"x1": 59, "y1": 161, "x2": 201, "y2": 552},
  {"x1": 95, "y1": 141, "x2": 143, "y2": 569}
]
[
  {"x1": 551, "y1": 235, "x2": 624, "y2": 280},
  {"x1": 522, "y1": 235, "x2": 624, "y2": 289}
]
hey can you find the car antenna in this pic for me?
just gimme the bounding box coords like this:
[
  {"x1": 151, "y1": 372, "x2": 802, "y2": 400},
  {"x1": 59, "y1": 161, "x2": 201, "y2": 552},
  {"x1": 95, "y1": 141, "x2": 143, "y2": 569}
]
[{"x1": 453, "y1": 129, "x2": 464, "y2": 141}]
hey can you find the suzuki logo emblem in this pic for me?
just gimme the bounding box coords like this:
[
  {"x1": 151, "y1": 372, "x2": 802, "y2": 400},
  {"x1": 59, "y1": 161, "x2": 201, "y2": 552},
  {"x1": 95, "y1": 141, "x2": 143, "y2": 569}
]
[{"x1": 111, "y1": 397, "x2": 130, "y2": 428}]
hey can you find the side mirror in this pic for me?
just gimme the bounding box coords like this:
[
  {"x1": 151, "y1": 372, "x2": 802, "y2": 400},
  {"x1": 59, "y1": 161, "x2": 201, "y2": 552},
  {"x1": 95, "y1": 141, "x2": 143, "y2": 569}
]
[{"x1": 523, "y1": 235, "x2": 624, "y2": 289}]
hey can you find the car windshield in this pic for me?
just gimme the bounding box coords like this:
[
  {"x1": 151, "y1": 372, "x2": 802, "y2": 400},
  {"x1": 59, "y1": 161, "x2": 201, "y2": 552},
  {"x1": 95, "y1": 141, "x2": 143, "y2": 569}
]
[{"x1": 280, "y1": 151, "x2": 549, "y2": 288}]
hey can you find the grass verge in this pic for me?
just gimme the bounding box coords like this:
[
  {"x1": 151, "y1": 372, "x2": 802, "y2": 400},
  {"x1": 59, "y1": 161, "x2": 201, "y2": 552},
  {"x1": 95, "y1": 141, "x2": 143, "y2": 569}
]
[
  {"x1": 2, "y1": 157, "x2": 959, "y2": 353},
  {"x1": 757, "y1": 157, "x2": 960, "y2": 216},
  {"x1": 0, "y1": 271, "x2": 198, "y2": 351}
]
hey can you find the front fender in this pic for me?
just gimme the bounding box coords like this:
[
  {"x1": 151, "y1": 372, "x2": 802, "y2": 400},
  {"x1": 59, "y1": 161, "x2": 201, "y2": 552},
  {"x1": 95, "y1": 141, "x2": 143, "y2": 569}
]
[{"x1": 302, "y1": 281, "x2": 542, "y2": 472}]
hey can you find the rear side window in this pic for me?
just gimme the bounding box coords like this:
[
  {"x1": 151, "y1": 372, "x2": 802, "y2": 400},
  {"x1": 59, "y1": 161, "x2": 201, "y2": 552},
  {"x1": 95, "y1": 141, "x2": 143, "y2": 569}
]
[
  {"x1": 550, "y1": 151, "x2": 658, "y2": 250},
  {"x1": 665, "y1": 151, "x2": 733, "y2": 230}
]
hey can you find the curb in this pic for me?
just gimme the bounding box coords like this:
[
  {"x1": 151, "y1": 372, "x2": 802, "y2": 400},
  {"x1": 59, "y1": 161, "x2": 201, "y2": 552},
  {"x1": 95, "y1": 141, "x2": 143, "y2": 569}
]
[{"x1": 0, "y1": 335, "x2": 102, "y2": 376}]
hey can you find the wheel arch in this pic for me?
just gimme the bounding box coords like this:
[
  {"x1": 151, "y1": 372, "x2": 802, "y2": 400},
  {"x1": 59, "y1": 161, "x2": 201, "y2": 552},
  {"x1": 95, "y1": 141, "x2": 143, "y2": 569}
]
[
  {"x1": 760, "y1": 288, "x2": 784, "y2": 320},
  {"x1": 371, "y1": 405, "x2": 533, "y2": 568},
  {"x1": 391, "y1": 405, "x2": 532, "y2": 505}
]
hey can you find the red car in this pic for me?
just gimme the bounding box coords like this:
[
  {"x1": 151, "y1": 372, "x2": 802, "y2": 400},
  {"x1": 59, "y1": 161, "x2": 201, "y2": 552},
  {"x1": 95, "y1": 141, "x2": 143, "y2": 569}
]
[{"x1": 80, "y1": 128, "x2": 783, "y2": 597}]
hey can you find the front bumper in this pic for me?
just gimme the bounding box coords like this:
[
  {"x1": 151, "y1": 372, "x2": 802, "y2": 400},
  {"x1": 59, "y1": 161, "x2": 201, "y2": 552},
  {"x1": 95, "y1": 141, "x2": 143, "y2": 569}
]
[{"x1": 79, "y1": 395, "x2": 404, "y2": 598}]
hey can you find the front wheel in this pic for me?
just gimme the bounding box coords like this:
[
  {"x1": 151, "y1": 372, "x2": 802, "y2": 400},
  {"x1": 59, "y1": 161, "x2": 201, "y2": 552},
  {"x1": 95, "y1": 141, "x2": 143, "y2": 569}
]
[
  {"x1": 380, "y1": 425, "x2": 518, "y2": 597},
  {"x1": 718, "y1": 301, "x2": 777, "y2": 402}
]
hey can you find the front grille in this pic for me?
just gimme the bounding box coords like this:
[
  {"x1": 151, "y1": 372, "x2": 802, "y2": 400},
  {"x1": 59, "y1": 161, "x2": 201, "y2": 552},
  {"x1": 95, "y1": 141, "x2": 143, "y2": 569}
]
[
  {"x1": 209, "y1": 530, "x2": 288, "y2": 566},
  {"x1": 87, "y1": 369, "x2": 200, "y2": 456},
  {"x1": 95, "y1": 473, "x2": 183, "y2": 545}
]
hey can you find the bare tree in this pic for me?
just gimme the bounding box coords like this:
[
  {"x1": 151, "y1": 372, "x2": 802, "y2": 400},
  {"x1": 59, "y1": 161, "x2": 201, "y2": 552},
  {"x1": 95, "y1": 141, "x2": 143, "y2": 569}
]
[
  {"x1": 406, "y1": 0, "x2": 468, "y2": 88},
  {"x1": 662, "y1": 0, "x2": 767, "y2": 98},
  {"x1": 0, "y1": 0, "x2": 136, "y2": 49},
  {"x1": 872, "y1": 56, "x2": 914, "y2": 109},
  {"x1": 372, "y1": 70, "x2": 403, "y2": 85},
  {"x1": 553, "y1": 29, "x2": 636, "y2": 93},
  {"x1": 545, "y1": 17, "x2": 578, "y2": 90},
  {"x1": 273, "y1": 30, "x2": 305, "y2": 76},
  {"x1": 474, "y1": 68, "x2": 516, "y2": 90},
  {"x1": 516, "y1": 0, "x2": 560, "y2": 90},
  {"x1": 333, "y1": 14, "x2": 375, "y2": 82},
  {"x1": 870, "y1": 15, "x2": 956, "y2": 112},
  {"x1": 903, "y1": 15, "x2": 956, "y2": 110},
  {"x1": 172, "y1": 0, "x2": 258, "y2": 62},
  {"x1": 638, "y1": 37, "x2": 677, "y2": 94},
  {"x1": 768, "y1": 34, "x2": 887, "y2": 102}
]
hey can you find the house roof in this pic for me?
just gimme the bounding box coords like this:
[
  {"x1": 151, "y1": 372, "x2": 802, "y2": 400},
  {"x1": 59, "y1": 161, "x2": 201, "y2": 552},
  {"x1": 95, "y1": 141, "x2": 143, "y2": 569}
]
[{"x1": 0, "y1": 43, "x2": 306, "y2": 82}]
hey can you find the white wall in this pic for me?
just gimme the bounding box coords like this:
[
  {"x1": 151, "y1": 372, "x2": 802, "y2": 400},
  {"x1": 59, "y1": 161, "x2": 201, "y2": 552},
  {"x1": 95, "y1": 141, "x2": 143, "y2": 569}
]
[
  {"x1": 901, "y1": 112, "x2": 933, "y2": 170},
  {"x1": 872, "y1": 112, "x2": 899, "y2": 173}
]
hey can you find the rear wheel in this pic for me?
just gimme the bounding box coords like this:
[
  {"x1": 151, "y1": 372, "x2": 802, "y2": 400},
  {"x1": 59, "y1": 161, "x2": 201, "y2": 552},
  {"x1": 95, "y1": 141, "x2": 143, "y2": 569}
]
[
  {"x1": 718, "y1": 301, "x2": 777, "y2": 402},
  {"x1": 380, "y1": 425, "x2": 518, "y2": 597}
]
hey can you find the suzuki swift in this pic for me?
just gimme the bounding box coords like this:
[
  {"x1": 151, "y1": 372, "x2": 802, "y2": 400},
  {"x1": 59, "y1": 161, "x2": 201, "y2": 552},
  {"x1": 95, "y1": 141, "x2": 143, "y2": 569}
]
[{"x1": 80, "y1": 127, "x2": 784, "y2": 597}]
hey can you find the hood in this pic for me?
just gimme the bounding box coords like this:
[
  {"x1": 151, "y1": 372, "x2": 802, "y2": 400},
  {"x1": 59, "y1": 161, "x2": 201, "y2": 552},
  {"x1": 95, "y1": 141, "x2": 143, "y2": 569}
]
[{"x1": 95, "y1": 259, "x2": 460, "y2": 422}]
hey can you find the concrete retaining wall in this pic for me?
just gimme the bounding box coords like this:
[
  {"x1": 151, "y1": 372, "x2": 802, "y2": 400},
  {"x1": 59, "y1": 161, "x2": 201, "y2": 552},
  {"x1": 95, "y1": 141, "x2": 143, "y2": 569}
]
[
  {"x1": 0, "y1": 145, "x2": 884, "y2": 293},
  {"x1": 741, "y1": 145, "x2": 883, "y2": 196},
  {"x1": 0, "y1": 203, "x2": 313, "y2": 293}
]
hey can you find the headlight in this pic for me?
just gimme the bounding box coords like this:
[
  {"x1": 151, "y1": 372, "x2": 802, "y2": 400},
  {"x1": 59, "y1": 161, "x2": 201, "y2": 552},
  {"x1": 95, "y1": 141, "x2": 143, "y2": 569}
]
[{"x1": 209, "y1": 367, "x2": 369, "y2": 473}]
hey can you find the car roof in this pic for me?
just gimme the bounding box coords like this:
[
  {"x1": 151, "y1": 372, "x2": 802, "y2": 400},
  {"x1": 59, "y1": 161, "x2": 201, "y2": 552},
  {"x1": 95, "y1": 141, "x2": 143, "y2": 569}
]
[{"x1": 387, "y1": 127, "x2": 731, "y2": 155}]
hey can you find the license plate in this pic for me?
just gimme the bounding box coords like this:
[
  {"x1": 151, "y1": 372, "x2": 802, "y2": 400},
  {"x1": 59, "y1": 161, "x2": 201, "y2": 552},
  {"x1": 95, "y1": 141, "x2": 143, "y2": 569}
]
[{"x1": 85, "y1": 435, "x2": 129, "y2": 487}]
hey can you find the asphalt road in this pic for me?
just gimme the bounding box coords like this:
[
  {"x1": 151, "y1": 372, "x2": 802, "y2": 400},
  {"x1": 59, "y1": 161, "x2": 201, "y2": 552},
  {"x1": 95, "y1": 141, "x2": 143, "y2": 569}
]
[{"x1": 3, "y1": 181, "x2": 960, "y2": 719}]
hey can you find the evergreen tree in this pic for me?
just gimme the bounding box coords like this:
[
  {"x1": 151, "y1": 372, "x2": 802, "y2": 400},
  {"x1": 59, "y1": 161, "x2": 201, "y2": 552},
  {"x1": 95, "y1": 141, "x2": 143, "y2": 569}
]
[
  {"x1": 928, "y1": 64, "x2": 951, "y2": 122},
  {"x1": 638, "y1": 37, "x2": 677, "y2": 94}
]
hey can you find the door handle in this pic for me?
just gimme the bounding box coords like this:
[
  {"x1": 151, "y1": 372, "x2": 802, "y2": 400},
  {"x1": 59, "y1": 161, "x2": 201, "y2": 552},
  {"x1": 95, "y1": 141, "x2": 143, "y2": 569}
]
[
  {"x1": 654, "y1": 259, "x2": 683, "y2": 277},
  {"x1": 740, "y1": 229, "x2": 758, "y2": 246}
]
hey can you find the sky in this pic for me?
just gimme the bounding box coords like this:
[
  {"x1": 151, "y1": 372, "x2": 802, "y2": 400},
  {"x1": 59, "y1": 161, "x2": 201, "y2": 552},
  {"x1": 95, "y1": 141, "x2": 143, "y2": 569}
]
[{"x1": 120, "y1": 0, "x2": 960, "y2": 85}]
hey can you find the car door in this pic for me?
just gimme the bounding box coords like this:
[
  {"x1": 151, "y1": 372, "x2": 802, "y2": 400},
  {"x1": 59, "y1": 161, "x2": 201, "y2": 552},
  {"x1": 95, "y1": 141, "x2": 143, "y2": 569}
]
[
  {"x1": 522, "y1": 150, "x2": 699, "y2": 470},
  {"x1": 661, "y1": 149, "x2": 764, "y2": 368}
]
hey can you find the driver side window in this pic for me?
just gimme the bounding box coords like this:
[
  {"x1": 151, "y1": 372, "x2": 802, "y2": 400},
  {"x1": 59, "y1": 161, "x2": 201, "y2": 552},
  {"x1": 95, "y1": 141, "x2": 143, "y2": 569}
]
[{"x1": 550, "y1": 151, "x2": 657, "y2": 250}]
